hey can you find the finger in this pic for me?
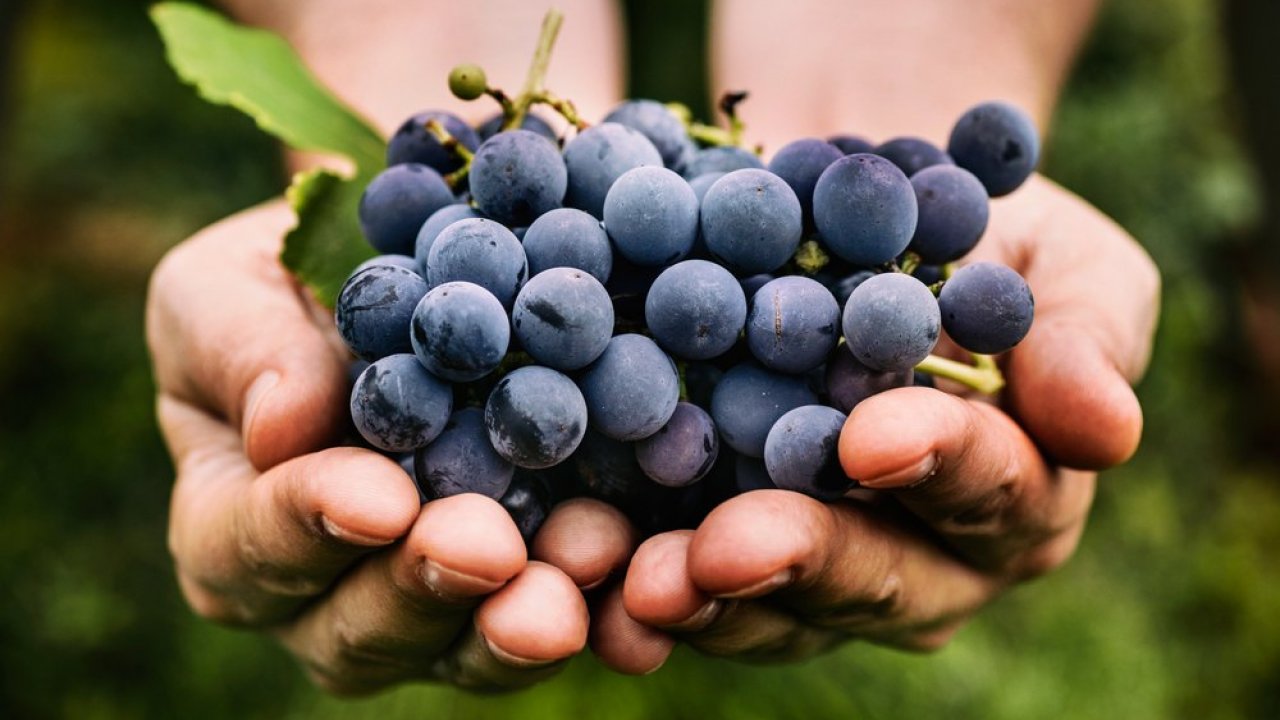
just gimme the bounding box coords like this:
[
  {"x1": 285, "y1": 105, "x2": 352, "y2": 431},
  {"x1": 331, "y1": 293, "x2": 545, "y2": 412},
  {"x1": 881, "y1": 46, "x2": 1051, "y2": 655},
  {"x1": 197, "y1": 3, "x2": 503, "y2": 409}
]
[
  {"x1": 438, "y1": 562, "x2": 590, "y2": 692},
  {"x1": 977, "y1": 176, "x2": 1159, "y2": 468},
  {"x1": 1006, "y1": 318, "x2": 1145, "y2": 469},
  {"x1": 589, "y1": 584, "x2": 674, "y2": 675},
  {"x1": 686, "y1": 491, "x2": 999, "y2": 644},
  {"x1": 148, "y1": 202, "x2": 349, "y2": 470},
  {"x1": 839, "y1": 387, "x2": 1095, "y2": 573},
  {"x1": 162, "y1": 395, "x2": 421, "y2": 626},
  {"x1": 531, "y1": 498, "x2": 638, "y2": 590},
  {"x1": 624, "y1": 532, "x2": 719, "y2": 630},
  {"x1": 626, "y1": 531, "x2": 837, "y2": 661},
  {"x1": 275, "y1": 495, "x2": 528, "y2": 696}
]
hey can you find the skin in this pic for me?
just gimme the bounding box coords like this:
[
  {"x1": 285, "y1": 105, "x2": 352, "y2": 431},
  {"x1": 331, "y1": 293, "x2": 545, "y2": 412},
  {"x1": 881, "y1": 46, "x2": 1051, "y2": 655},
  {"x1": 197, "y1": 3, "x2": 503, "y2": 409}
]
[{"x1": 147, "y1": 0, "x2": 1158, "y2": 691}]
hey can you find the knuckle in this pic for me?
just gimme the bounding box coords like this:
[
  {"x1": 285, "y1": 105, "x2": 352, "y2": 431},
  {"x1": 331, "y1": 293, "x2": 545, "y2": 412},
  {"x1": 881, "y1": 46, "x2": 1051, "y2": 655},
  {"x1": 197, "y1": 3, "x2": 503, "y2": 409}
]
[{"x1": 939, "y1": 479, "x2": 1022, "y2": 537}]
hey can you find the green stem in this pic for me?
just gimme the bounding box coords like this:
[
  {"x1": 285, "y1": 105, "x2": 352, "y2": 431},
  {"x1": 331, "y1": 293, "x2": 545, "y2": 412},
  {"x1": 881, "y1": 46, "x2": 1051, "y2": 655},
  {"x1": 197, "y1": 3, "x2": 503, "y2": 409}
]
[
  {"x1": 899, "y1": 251, "x2": 921, "y2": 276},
  {"x1": 532, "y1": 89, "x2": 589, "y2": 129},
  {"x1": 503, "y1": 9, "x2": 564, "y2": 131},
  {"x1": 687, "y1": 121, "x2": 736, "y2": 147},
  {"x1": 915, "y1": 354, "x2": 1005, "y2": 395},
  {"x1": 793, "y1": 240, "x2": 830, "y2": 275},
  {"x1": 424, "y1": 119, "x2": 473, "y2": 189}
]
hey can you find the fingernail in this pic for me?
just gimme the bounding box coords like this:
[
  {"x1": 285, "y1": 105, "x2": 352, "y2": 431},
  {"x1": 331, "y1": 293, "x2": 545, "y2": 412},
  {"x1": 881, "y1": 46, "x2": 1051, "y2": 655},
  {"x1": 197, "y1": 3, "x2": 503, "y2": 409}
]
[
  {"x1": 483, "y1": 634, "x2": 559, "y2": 669},
  {"x1": 319, "y1": 515, "x2": 393, "y2": 547},
  {"x1": 716, "y1": 569, "x2": 793, "y2": 599},
  {"x1": 665, "y1": 599, "x2": 723, "y2": 632},
  {"x1": 420, "y1": 559, "x2": 505, "y2": 602},
  {"x1": 858, "y1": 453, "x2": 938, "y2": 489},
  {"x1": 241, "y1": 370, "x2": 280, "y2": 438}
]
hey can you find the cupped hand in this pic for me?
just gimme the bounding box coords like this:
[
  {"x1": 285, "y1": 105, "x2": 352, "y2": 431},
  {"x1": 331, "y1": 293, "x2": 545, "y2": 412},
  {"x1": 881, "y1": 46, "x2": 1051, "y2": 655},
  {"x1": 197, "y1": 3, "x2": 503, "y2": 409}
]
[
  {"x1": 584, "y1": 175, "x2": 1160, "y2": 673},
  {"x1": 147, "y1": 202, "x2": 604, "y2": 694}
]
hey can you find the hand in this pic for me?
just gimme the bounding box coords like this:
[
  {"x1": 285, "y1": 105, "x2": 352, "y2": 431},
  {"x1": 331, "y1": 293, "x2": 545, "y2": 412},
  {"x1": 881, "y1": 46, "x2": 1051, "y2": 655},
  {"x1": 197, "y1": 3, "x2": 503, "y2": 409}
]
[
  {"x1": 146, "y1": 202, "x2": 602, "y2": 694},
  {"x1": 584, "y1": 175, "x2": 1160, "y2": 672}
]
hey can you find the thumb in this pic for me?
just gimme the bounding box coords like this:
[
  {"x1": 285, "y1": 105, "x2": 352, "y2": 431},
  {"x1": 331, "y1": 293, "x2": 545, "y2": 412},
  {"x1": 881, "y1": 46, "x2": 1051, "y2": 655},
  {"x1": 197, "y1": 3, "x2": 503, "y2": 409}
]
[{"x1": 147, "y1": 201, "x2": 349, "y2": 470}]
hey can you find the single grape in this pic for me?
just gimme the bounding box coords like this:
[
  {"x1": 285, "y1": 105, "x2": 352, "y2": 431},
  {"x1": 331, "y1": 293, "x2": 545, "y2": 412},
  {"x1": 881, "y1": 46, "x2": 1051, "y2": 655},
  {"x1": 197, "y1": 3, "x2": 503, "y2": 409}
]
[
  {"x1": 813, "y1": 154, "x2": 918, "y2": 266},
  {"x1": 937, "y1": 262, "x2": 1034, "y2": 354},
  {"x1": 701, "y1": 169, "x2": 803, "y2": 274},
  {"x1": 687, "y1": 171, "x2": 726, "y2": 203},
  {"x1": 827, "y1": 269, "x2": 876, "y2": 308},
  {"x1": 426, "y1": 218, "x2": 527, "y2": 308},
  {"x1": 603, "y1": 99, "x2": 689, "y2": 169},
  {"x1": 414, "y1": 204, "x2": 483, "y2": 274},
  {"x1": 562, "y1": 122, "x2": 662, "y2": 218},
  {"x1": 710, "y1": 362, "x2": 819, "y2": 457},
  {"x1": 358, "y1": 164, "x2": 455, "y2": 255},
  {"x1": 603, "y1": 166, "x2": 699, "y2": 266},
  {"x1": 335, "y1": 265, "x2": 429, "y2": 361},
  {"x1": 410, "y1": 281, "x2": 509, "y2": 382},
  {"x1": 824, "y1": 345, "x2": 912, "y2": 413},
  {"x1": 644, "y1": 260, "x2": 747, "y2": 360},
  {"x1": 682, "y1": 146, "x2": 764, "y2": 178},
  {"x1": 764, "y1": 405, "x2": 852, "y2": 500},
  {"x1": 469, "y1": 129, "x2": 567, "y2": 226},
  {"x1": 448, "y1": 63, "x2": 487, "y2": 101},
  {"x1": 386, "y1": 110, "x2": 480, "y2": 174},
  {"x1": 767, "y1": 138, "x2": 844, "y2": 228},
  {"x1": 873, "y1": 136, "x2": 955, "y2": 177},
  {"x1": 746, "y1": 276, "x2": 841, "y2": 374},
  {"x1": 484, "y1": 365, "x2": 587, "y2": 469},
  {"x1": 634, "y1": 402, "x2": 720, "y2": 487},
  {"x1": 499, "y1": 473, "x2": 552, "y2": 543},
  {"x1": 350, "y1": 354, "x2": 453, "y2": 452},
  {"x1": 415, "y1": 407, "x2": 514, "y2": 501},
  {"x1": 354, "y1": 254, "x2": 420, "y2": 276},
  {"x1": 477, "y1": 112, "x2": 558, "y2": 142},
  {"x1": 947, "y1": 101, "x2": 1040, "y2": 196},
  {"x1": 511, "y1": 268, "x2": 614, "y2": 371},
  {"x1": 841, "y1": 272, "x2": 940, "y2": 372},
  {"x1": 908, "y1": 165, "x2": 990, "y2": 264},
  {"x1": 828, "y1": 134, "x2": 875, "y2": 155},
  {"x1": 521, "y1": 207, "x2": 612, "y2": 283},
  {"x1": 578, "y1": 334, "x2": 680, "y2": 441}
]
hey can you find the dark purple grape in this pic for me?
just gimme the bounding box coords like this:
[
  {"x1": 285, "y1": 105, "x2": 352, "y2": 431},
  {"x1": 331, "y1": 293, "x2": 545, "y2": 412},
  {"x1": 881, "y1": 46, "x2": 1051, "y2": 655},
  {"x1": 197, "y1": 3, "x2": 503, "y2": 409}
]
[
  {"x1": 634, "y1": 402, "x2": 720, "y2": 487},
  {"x1": 937, "y1": 262, "x2": 1034, "y2": 354}
]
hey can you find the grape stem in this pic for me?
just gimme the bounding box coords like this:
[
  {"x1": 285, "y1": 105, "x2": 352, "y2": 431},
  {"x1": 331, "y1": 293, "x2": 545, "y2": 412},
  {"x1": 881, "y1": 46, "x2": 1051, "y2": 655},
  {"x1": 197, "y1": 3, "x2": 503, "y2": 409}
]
[
  {"x1": 793, "y1": 240, "x2": 830, "y2": 275},
  {"x1": 503, "y1": 9, "x2": 565, "y2": 131},
  {"x1": 534, "y1": 89, "x2": 589, "y2": 130},
  {"x1": 915, "y1": 354, "x2": 1005, "y2": 394},
  {"x1": 898, "y1": 251, "x2": 922, "y2": 276},
  {"x1": 423, "y1": 119, "x2": 473, "y2": 189}
]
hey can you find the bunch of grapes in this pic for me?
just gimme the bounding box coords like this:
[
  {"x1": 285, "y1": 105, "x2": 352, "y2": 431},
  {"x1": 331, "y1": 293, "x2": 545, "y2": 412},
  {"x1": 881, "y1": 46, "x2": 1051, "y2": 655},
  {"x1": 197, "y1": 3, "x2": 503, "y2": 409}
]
[{"x1": 334, "y1": 36, "x2": 1038, "y2": 544}]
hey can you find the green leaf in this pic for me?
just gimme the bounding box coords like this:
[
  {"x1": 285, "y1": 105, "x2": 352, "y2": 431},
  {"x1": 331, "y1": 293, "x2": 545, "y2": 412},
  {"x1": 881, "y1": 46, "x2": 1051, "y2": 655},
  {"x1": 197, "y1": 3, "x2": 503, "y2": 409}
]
[
  {"x1": 151, "y1": 2, "x2": 384, "y2": 172},
  {"x1": 153, "y1": 2, "x2": 387, "y2": 306},
  {"x1": 282, "y1": 169, "x2": 376, "y2": 308}
]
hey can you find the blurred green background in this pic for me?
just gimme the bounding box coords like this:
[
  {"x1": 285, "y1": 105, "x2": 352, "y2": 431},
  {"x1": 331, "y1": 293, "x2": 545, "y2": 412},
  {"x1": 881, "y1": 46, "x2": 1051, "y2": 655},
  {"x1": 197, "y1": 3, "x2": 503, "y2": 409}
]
[{"x1": 1, "y1": 0, "x2": 1278, "y2": 717}]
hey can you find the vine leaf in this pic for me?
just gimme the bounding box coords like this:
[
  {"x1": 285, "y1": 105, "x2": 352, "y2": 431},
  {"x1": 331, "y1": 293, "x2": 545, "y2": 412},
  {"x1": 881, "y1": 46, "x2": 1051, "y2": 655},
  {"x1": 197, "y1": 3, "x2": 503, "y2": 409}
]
[
  {"x1": 282, "y1": 169, "x2": 375, "y2": 307},
  {"x1": 151, "y1": 2, "x2": 382, "y2": 305}
]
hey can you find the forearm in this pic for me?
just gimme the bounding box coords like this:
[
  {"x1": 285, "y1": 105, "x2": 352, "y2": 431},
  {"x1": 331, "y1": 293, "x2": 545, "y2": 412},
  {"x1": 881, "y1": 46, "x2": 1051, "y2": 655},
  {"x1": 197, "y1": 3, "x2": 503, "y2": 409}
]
[{"x1": 711, "y1": 0, "x2": 1100, "y2": 151}]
